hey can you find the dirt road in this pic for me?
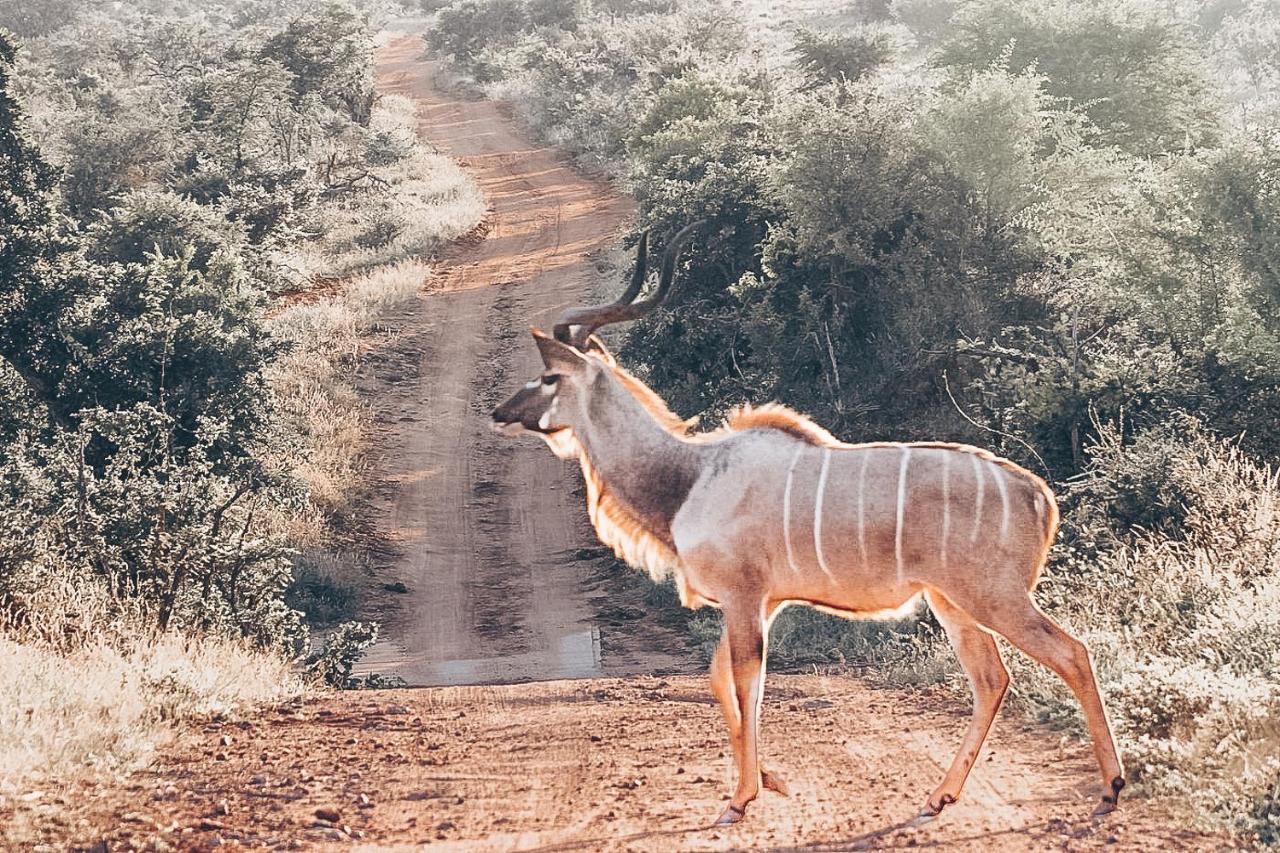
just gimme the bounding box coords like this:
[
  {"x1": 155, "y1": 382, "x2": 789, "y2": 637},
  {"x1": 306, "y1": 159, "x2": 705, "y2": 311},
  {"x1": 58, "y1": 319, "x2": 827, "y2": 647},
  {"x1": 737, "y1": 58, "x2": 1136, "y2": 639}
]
[
  {"x1": 356, "y1": 36, "x2": 690, "y2": 686},
  {"x1": 34, "y1": 675, "x2": 1239, "y2": 851}
]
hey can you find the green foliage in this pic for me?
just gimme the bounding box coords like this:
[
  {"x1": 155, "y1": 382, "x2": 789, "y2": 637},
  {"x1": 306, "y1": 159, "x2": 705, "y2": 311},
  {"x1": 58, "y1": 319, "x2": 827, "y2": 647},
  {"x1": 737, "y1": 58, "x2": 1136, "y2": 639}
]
[
  {"x1": 59, "y1": 92, "x2": 176, "y2": 217},
  {"x1": 304, "y1": 620, "x2": 382, "y2": 688},
  {"x1": 287, "y1": 549, "x2": 361, "y2": 627},
  {"x1": 790, "y1": 27, "x2": 894, "y2": 87},
  {"x1": 934, "y1": 0, "x2": 1220, "y2": 156},
  {"x1": 429, "y1": 0, "x2": 534, "y2": 79},
  {"x1": 61, "y1": 253, "x2": 279, "y2": 467},
  {"x1": 623, "y1": 74, "x2": 1044, "y2": 442},
  {"x1": 0, "y1": 30, "x2": 81, "y2": 430},
  {"x1": 0, "y1": 406, "x2": 305, "y2": 650},
  {"x1": 1213, "y1": 0, "x2": 1280, "y2": 106},
  {"x1": 86, "y1": 190, "x2": 247, "y2": 273},
  {"x1": 262, "y1": 2, "x2": 376, "y2": 124}
]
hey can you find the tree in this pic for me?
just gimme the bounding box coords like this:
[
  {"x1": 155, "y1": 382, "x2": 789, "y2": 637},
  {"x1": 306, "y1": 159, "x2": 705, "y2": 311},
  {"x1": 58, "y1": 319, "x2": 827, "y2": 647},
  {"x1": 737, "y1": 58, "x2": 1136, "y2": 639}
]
[
  {"x1": 0, "y1": 30, "x2": 83, "y2": 429},
  {"x1": 262, "y1": 1, "x2": 375, "y2": 125},
  {"x1": 935, "y1": 0, "x2": 1221, "y2": 156}
]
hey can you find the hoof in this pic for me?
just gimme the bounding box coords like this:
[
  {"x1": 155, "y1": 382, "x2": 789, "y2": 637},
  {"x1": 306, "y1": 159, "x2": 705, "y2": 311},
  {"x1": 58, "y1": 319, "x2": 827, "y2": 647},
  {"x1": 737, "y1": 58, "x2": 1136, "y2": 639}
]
[
  {"x1": 918, "y1": 792, "x2": 956, "y2": 819},
  {"x1": 714, "y1": 803, "x2": 746, "y2": 826},
  {"x1": 1092, "y1": 776, "x2": 1125, "y2": 818},
  {"x1": 762, "y1": 769, "x2": 791, "y2": 797}
]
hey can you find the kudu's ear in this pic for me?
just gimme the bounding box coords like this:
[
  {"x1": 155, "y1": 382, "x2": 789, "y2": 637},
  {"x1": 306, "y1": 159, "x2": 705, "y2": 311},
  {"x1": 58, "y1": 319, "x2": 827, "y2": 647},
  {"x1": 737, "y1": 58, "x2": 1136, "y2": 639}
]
[
  {"x1": 532, "y1": 328, "x2": 589, "y2": 373},
  {"x1": 582, "y1": 334, "x2": 617, "y2": 366}
]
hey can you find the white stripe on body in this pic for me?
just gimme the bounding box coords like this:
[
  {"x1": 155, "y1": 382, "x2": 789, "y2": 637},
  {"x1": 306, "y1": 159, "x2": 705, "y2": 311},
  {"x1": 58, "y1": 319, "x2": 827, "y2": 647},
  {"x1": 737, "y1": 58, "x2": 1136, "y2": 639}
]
[
  {"x1": 813, "y1": 448, "x2": 835, "y2": 579},
  {"x1": 969, "y1": 453, "x2": 985, "y2": 543},
  {"x1": 895, "y1": 447, "x2": 911, "y2": 582},
  {"x1": 782, "y1": 446, "x2": 804, "y2": 574},
  {"x1": 993, "y1": 463, "x2": 1011, "y2": 539}
]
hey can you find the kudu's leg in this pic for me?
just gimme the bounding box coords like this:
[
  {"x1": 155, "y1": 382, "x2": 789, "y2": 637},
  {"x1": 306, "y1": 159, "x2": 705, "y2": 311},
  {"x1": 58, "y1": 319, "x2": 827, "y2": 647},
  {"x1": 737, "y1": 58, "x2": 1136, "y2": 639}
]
[
  {"x1": 711, "y1": 599, "x2": 768, "y2": 826},
  {"x1": 983, "y1": 597, "x2": 1126, "y2": 816},
  {"x1": 710, "y1": 634, "x2": 789, "y2": 799},
  {"x1": 919, "y1": 591, "x2": 1009, "y2": 818}
]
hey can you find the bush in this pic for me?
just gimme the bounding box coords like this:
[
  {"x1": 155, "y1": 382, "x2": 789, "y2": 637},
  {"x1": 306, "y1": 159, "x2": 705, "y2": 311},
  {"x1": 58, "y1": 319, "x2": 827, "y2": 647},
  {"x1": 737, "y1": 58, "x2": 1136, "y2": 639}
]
[
  {"x1": 1013, "y1": 418, "x2": 1280, "y2": 840},
  {"x1": 428, "y1": 0, "x2": 532, "y2": 80},
  {"x1": 0, "y1": 407, "x2": 306, "y2": 651},
  {"x1": 790, "y1": 26, "x2": 895, "y2": 87},
  {"x1": 1064, "y1": 413, "x2": 1280, "y2": 555},
  {"x1": 86, "y1": 189, "x2": 247, "y2": 273},
  {"x1": 305, "y1": 620, "x2": 381, "y2": 688},
  {"x1": 934, "y1": 0, "x2": 1220, "y2": 155}
]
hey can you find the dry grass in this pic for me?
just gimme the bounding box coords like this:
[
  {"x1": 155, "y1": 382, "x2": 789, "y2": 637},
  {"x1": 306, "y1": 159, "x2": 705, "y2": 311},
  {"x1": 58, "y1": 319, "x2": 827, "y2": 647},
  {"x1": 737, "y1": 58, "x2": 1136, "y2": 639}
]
[
  {"x1": 267, "y1": 93, "x2": 483, "y2": 527},
  {"x1": 276, "y1": 95, "x2": 485, "y2": 285},
  {"x1": 269, "y1": 259, "x2": 434, "y2": 524},
  {"x1": 0, "y1": 575, "x2": 303, "y2": 808},
  {"x1": 994, "y1": 424, "x2": 1280, "y2": 842}
]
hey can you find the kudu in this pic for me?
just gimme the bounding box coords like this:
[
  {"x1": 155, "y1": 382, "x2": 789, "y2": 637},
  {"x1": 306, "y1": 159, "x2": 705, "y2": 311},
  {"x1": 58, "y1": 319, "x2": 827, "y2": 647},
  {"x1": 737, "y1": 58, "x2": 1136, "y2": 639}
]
[{"x1": 491, "y1": 224, "x2": 1125, "y2": 826}]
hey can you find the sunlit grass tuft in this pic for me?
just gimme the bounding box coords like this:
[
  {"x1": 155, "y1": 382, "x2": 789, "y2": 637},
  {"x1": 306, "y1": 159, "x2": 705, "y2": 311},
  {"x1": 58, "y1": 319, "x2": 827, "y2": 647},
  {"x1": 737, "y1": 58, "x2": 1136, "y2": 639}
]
[{"x1": 0, "y1": 575, "x2": 302, "y2": 801}]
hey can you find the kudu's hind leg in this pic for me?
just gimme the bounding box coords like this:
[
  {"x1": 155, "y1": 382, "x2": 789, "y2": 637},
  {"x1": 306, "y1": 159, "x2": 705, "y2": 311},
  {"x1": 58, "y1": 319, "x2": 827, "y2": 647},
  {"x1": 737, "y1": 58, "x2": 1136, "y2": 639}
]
[
  {"x1": 919, "y1": 591, "x2": 1009, "y2": 818},
  {"x1": 710, "y1": 638, "x2": 789, "y2": 799},
  {"x1": 982, "y1": 597, "x2": 1126, "y2": 816},
  {"x1": 710, "y1": 600, "x2": 768, "y2": 825}
]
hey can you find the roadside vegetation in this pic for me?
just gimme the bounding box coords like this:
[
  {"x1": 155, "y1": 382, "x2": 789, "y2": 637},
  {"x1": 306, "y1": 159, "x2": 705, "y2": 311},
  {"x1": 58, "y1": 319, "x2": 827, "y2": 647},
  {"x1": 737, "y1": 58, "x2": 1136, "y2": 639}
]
[
  {"x1": 427, "y1": 0, "x2": 1280, "y2": 842},
  {"x1": 0, "y1": 0, "x2": 482, "y2": 806}
]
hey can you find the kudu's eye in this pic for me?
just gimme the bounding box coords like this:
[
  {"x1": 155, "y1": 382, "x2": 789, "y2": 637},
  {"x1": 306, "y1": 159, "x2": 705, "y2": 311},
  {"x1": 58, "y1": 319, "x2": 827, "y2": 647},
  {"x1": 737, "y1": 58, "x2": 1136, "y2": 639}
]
[{"x1": 542, "y1": 374, "x2": 560, "y2": 386}]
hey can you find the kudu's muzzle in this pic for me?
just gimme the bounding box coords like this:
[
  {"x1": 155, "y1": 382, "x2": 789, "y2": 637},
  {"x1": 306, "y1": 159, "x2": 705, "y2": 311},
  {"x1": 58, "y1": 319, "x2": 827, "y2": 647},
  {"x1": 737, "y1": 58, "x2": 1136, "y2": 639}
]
[{"x1": 490, "y1": 384, "x2": 546, "y2": 435}]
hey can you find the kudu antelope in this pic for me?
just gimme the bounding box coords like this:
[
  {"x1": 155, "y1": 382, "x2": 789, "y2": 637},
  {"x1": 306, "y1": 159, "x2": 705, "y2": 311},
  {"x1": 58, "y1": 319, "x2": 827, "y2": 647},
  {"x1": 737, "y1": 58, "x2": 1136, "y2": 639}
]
[{"x1": 491, "y1": 225, "x2": 1125, "y2": 826}]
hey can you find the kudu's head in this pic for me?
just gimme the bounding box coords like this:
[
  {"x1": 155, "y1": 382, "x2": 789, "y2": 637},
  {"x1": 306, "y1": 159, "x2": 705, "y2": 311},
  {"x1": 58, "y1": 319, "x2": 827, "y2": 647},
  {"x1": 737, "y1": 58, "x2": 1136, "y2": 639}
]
[{"x1": 490, "y1": 223, "x2": 699, "y2": 447}]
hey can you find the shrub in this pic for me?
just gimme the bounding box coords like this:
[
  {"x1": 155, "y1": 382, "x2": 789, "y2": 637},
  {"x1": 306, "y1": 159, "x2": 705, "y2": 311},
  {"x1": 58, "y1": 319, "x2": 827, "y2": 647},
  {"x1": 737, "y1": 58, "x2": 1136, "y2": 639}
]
[
  {"x1": 934, "y1": 0, "x2": 1220, "y2": 155},
  {"x1": 790, "y1": 26, "x2": 895, "y2": 87},
  {"x1": 305, "y1": 620, "x2": 381, "y2": 688},
  {"x1": 1014, "y1": 418, "x2": 1280, "y2": 840},
  {"x1": 429, "y1": 0, "x2": 532, "y2": 80},
  {"x1": 0, "y1": 407, "x2": 306, "y2": 651},
  {"x1": 86, "y1": 189, "x2": 247, "y2": 273}
]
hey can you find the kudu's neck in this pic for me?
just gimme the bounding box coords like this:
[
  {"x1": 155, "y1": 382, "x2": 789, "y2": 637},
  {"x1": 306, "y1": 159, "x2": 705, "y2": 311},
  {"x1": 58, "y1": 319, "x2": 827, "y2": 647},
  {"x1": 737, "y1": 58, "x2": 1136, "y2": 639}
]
[{"x1": 572, "y1": 370, "x2": 702, "y2": 549}]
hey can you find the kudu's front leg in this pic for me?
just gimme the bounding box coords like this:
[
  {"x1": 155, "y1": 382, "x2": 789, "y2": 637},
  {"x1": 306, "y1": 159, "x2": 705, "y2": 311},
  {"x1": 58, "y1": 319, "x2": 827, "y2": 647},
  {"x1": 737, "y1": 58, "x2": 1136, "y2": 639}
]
[
  {"x1": 710, "y1": 636, "x2": 790, "y2": 804},
  {"x1": 709, "y1": 600, "x2": 769, "y2": 825}
]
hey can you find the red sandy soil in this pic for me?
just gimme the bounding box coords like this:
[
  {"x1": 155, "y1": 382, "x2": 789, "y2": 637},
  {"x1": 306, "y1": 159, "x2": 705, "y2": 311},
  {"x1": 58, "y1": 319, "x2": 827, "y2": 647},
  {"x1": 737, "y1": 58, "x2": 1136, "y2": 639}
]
[{"x1": 8, "y1": 676, "x2": 1241, "y2": 851}]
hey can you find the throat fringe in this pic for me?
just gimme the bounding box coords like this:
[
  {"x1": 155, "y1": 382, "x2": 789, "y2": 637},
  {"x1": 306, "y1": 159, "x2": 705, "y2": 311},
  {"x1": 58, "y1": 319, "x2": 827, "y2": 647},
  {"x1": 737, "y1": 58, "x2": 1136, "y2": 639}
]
[{"x1": 574, "y1": 442, "x2": 682, "y2": 584}]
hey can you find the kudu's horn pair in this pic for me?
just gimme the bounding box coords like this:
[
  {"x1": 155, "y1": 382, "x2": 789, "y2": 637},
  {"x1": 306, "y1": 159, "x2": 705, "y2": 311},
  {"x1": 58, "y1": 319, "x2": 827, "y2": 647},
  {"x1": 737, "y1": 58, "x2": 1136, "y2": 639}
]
[
  {"x1": 490, "y1": 222, "x2": 1125, "y2": 829},
  {"x1": 552, "y1": 221, "x2": 701, "y2": 350}
]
